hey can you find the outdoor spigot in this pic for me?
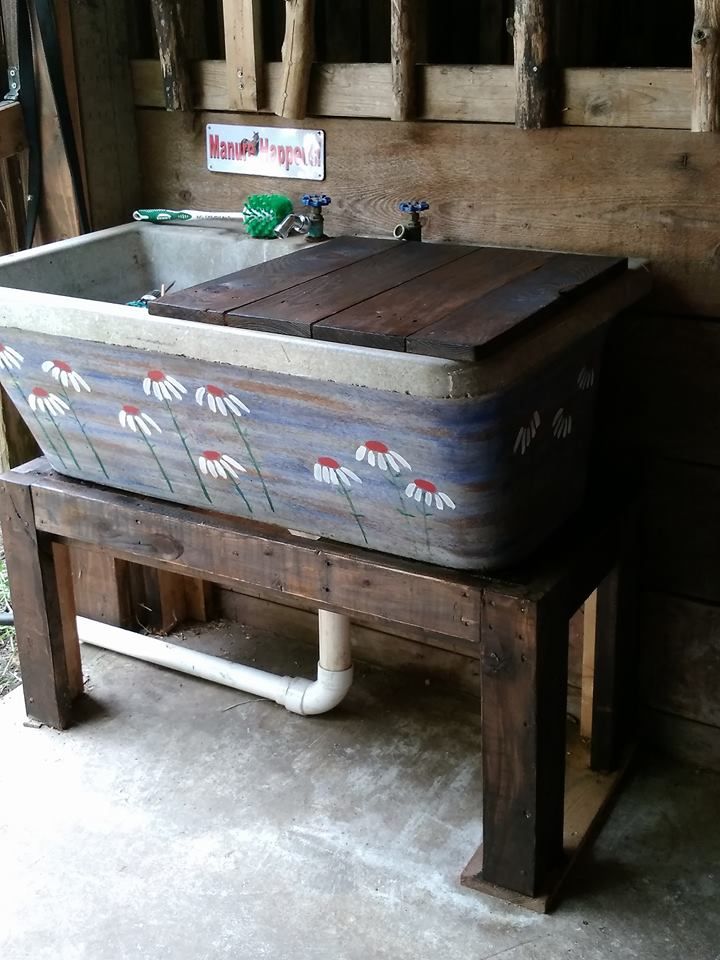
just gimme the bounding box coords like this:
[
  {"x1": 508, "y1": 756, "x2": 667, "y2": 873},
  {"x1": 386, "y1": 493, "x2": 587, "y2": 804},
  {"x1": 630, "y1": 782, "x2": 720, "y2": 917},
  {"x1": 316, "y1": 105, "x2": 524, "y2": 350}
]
[
  {"x1": 394, "y1": 201, "x2": 429, "y2": 242},
  {"x1": 301, "y1": 194, "x2": 331, "y2": 242}
]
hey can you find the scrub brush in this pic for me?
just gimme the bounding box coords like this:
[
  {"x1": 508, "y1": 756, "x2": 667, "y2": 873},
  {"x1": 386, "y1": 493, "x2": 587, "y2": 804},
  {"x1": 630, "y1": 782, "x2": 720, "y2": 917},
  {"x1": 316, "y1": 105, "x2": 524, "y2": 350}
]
[{"x1": 132, "y1": 194, "x2": 294, "y2": 239}]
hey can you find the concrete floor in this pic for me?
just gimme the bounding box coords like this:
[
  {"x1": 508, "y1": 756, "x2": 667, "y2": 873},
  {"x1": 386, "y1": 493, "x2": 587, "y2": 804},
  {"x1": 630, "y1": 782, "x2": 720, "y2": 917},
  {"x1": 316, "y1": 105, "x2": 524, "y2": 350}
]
[{"x1": 1, "y1": 621, "x2": 719, "y2": 960}]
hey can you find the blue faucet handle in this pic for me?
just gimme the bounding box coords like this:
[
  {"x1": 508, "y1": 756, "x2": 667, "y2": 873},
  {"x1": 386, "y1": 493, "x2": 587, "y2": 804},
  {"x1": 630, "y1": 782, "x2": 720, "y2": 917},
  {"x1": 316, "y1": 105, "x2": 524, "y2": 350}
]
[
  {"x1": 399, "y1": 200, "x2": 429, "y2": 214},
  {"x1": 302, "y1": 193, "x2": 332, "y2": 208}
]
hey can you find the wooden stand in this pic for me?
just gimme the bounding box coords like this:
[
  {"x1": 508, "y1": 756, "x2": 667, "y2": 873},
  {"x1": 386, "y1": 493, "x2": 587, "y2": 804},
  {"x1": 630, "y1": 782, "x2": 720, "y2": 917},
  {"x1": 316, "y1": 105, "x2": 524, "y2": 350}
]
[{"x1": 0, "y1": 459, "x2": 636, "y2": 912}]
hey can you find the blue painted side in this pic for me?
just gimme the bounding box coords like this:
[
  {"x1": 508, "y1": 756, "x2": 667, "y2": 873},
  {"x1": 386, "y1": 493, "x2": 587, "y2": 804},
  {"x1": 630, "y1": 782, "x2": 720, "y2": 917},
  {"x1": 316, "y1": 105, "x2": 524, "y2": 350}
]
[{"x1": 0, "y1": 327, "x2": 606, "y2": 569}]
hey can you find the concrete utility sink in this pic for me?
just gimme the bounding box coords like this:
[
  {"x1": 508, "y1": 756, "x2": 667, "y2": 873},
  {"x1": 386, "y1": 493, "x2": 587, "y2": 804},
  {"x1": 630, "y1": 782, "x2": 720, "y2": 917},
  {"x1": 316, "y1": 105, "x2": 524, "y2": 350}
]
[{"x1": 0, "y1": 222, "x2": 648, "y2": 570}]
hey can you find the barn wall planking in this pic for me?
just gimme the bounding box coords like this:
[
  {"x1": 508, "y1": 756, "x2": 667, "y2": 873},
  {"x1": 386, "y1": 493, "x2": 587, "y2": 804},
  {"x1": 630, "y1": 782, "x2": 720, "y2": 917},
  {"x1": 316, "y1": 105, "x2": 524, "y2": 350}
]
[{"x1": 137, "y1": 110, "x2": 720, "y2": 316}]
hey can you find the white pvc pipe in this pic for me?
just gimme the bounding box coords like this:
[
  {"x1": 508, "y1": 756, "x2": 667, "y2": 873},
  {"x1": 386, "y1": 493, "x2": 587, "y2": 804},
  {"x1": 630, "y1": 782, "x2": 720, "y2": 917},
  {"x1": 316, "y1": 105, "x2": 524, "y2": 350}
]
[{"x1": 76, "y1": 613, "x2": 353, "y2": 716}]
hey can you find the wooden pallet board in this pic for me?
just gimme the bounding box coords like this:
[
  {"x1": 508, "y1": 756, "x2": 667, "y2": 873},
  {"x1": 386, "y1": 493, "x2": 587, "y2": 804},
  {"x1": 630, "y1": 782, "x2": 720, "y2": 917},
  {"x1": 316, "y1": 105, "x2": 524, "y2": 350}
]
[{"x1": 150, "y1": 237, "x2": 627, "y2": 359}]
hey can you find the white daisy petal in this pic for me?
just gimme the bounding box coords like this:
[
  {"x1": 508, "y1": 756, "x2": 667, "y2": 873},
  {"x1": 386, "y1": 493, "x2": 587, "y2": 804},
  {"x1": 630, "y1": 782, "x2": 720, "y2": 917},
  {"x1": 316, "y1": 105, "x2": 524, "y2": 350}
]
[
  {"x1": 330, "y1": 471, "x2": 339, "y2": 486},
  {"x1": 136, "y1": 416, "x2": 151, "y2": 436},
  {"x1": 368, "y1": 451, "x2": 375, "y2": 467},
  {"x1": 216, "y1": 461, "x2": 228, "y2": 479},
  {"x1": 166, "y1": 375, "x2": 186, "y2": 394},
  {"x1": 405, "y1": 482, "x2": 415, "y2": 498},
  {"x1": 195, "y1": 387, "x2": 206, "y2": 405},
  {"x1": 438, "y1": 491, "x2": 456, "y2": 509},
  {"x1": 339, "y1": 467, "x2": 361, "y2": 484},
  {"x1": 143, "y1": 377, "x2": 152, "y2": 396},
  {"x1": 337, "y1": 471, "x2": 351, "y2": 488},
  {"x1": 166, "y1": 382, "x2": 182, "y2": 401},
  {"x1": 207, "y1": 460, "x2": 218, "y2": 478},
  {"x1": 199, "y1": 457, "x2": 208, "y2": 475},
  {"x1": 222, "y1": 455, "x2": 245, "y2": 472},
  {"x1": 230, "y1": 395, "x2": 249, "y2": 413},
  {"x1": 378, "y1": 453, "x2": 387, "y2": 471},
  {"x1": 414, "y1": 487, "x2": 423, "y2": 502},
  {"x1": 435, "y1": 495, "x2": 444, "y2": 510},
  {"x1": 386, "y1": 453, "x2": 399, "y2": 472},
  {"x1": 513, "y1": 429, "x2": 523, "y2": 454},
  {"x1": 119, "y1": 409, "x2": 127, "y2": 427},
  {"x1": 216, "y1": 396, "x2": 227, "y2": 416},
  {"x1": 128, "y1": 417, "x2": 138, "y2": 432},
  {"x1": 208, "y1": 392, "x2": 217, "y2": 413},
  {"x1": 143, "y1": 414, "x2": 161, "y2": 433},
  {"x1": 28, "y1": 393, "x2": 37, "y2": 411},
  {"x1": 74, "y1": 373, "x2": 91, "y2": 393},
  {"x1": 314, "y1": 463, "x2": 323, "y2": 482},
  {"x1": 226, "y1": 396, "x2": 248, "y2": 416},
  {"x1": 6, "y1": 347, "x2": 23, "y2": 364},
  {"x1": 41, "y1": 360, "x2": 53, "y2": 373},
  {"x1": 355, "y1": 445, "x2": 367, "y2": 462},
  {"x1": 322, "y1": 465, "x2": 331, "y2": 484},
  {"x1": 390, "y1": 450, "x2": 411, "y2": 470},
  {"x1": 425, "y1": 491, "x2": 433, "y2": 507},
  {"x1": 60, "y1": 370, "x2": 69, "y2": 388}
]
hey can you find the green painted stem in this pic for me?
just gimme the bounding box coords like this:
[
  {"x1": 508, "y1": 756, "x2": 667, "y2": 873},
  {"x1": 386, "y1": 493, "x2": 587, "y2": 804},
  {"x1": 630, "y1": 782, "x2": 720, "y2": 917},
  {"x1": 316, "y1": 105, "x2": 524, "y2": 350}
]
[
  {"x1": 164, "y1": 399, "x2": 212, "y2": 503},
  {"x1": 422, "y1": 508, "x2": 432, "y2": 557},
  {"x1": 141, "y1": 432, "x2": 174, "y2": 492},
  {"x1": 340, "y1": 483, "x2": 368, "y2": 545},
  {"x1": 9, "y1": 373, "x2": 66, "y2": 468},
  {"x1": 52, "y1": 420, "x2": 81, "y2": 470},
  {"x1": 60, "y1": 385, "x2": 109, "y2": 479},
  {"x1": 230, "y1": 413, "x2": 274, "y2": 512},
  {"x1": 232, "y1": 480, "x2": 253, "y2": 514}
]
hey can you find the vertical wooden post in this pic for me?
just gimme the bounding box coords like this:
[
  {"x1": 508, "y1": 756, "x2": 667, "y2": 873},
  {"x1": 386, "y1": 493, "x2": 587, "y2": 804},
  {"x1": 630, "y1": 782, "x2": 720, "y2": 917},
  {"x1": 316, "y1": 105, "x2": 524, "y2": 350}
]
[
  {"x1": 478, "y1": 591, "x2": 568, "y2": 896},
  {"x1": 150, "y1": 0, "x2": 192, "y2": 111},
  {"x1": 224, "y1": 0, "x2": 263, "y2": 111},
  {"x1": 390, "y1": 0, "x2": 415, "y2": 120},
  {"x1": 276, "y1": 0, "x2": 314, "y2": 120},
  {"x1": 692, "y1": 0, "x2": 720, "y2": 131},
  {"x1": 511, "y1": 0, "x2": 555, "y2": 129}
]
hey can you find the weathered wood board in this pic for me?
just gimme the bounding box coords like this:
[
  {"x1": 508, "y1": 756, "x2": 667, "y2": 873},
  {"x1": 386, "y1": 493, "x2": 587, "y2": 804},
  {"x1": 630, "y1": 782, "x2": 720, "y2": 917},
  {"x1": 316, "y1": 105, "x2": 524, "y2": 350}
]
[{"x1": 137, "y1": 111, "x2": 720, "y2": 316}]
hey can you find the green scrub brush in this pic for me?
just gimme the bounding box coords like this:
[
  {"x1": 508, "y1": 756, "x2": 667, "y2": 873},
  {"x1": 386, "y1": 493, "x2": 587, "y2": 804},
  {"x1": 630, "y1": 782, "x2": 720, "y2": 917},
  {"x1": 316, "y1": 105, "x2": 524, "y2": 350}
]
[{"x1": 133, "y1": 194, "x2": 293, "y2": 239}]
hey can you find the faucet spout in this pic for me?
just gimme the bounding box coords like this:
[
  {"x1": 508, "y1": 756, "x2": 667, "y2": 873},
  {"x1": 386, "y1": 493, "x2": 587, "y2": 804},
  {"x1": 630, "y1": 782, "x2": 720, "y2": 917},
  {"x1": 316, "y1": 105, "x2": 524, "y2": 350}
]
[{"x1": 274, "y1": 213, "x2": 311, "y2": 238}]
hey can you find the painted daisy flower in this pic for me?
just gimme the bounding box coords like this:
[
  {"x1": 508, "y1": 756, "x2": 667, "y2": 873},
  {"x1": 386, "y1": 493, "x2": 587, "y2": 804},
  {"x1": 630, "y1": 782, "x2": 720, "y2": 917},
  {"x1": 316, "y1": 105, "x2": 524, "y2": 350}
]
[
  {"x1": 119, "y1": 404, "x2": 161, "y2": 435},
  {"x1": 198, "y1": 450, "x2": 246, "y2": 480},
  {"x1": 577, "y1": 366, "x2": 595, "y2": 391},
  {"x1": 314, "y1": 456, "x2": 362, "y2": 489},
  {"x1": 143, "y1": 369, "x2": 187, "y2": 402},
  {"x1": 41, "y1": 359, "x2": 90, "y2": 392},
  {"x1": 28, "y1": 387, "x2": 68, "y2": 417},
  {"x1": 355, "y1": 440, "x2": 411, "y2": 473},
  {"x1": 513, "y1": 411, "x2": 541, "y2": 455},
  {"x1": 195, "y1": 384, "x2": 249, "y2": 417},
  {"x1": 0, "y1": 343, "x2": 23, "y2": 371},
  {"x1": 405, "y1": 479, "x2": 455, "y2": 511},
  {"x1": 552, "y1": 408, "x2": 573, "y2": 439}
]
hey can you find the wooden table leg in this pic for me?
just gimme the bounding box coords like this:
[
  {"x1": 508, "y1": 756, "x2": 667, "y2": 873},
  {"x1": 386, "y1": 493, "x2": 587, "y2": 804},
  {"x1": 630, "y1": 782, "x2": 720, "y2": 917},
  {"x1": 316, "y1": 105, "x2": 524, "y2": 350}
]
[
  {"x1": 0, "y1": 479, "x2": 81, "y2": 728},
  {"x1": 473, "y1": 591, "x2": 569, "y2": 898}
]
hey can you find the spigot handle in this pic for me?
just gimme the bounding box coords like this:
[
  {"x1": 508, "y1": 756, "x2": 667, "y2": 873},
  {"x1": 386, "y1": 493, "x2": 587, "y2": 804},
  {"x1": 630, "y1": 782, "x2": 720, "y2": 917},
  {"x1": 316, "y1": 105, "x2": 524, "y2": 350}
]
[
  {"x1": 302, "y1": 194, "x2": 332, "y2": 208},
  {"x1": 398, "y1": 201, "x2": 429, "y2": 214}
]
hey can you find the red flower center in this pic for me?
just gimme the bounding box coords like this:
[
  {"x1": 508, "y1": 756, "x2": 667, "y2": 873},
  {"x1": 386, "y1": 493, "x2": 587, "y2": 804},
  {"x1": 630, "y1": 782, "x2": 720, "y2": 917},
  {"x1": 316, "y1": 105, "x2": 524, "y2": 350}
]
[
  {"x1": 365, "y1": 440, "x2": 389, "y2": 454},
  {"x1": 122, "y1": 404, "x2": 140, "y2": 415},
  {"x1": 53, "y1": 360, "x2": 72, "y2": 372},
  {"x1": 147, "y1": 370, "x2": 165, "y2": 382},
  {"x1": 414, "y1": 479, "x2": 437, "y2": 493},
  {"x1": 318, "y1": 456, "x2": 339, "y2": 469},
  {"x1": 206, "y1": 385, "x2": 225, "y2": 397},
  {"x1": 202, "y1": 450, "x2": 221, "y2": 461},
  {"x1": 31, "y1": 387, "x2": 49, "y2": 398}
]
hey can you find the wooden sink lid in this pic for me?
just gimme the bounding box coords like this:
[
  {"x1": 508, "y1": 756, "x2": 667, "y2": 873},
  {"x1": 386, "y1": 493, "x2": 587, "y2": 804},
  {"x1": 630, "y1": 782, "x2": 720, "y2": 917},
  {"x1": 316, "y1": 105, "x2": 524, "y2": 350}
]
[{"x1": 149, "y1": 236, "x2": 627, "y2": 361}]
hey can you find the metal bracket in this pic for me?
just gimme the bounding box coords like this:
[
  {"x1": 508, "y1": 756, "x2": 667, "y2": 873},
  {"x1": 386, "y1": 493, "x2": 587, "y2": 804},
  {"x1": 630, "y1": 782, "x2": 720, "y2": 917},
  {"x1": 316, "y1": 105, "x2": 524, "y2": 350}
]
[{"x1": 4, "y1": 66, "x2": 20, "y2": 102}]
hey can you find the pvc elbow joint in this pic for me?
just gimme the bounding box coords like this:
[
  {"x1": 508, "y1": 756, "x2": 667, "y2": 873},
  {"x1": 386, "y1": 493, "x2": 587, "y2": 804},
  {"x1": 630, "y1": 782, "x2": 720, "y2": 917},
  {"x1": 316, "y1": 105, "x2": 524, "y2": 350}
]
[{"x1": 283, "y1": 664, "x2": 354, "y2": 716}]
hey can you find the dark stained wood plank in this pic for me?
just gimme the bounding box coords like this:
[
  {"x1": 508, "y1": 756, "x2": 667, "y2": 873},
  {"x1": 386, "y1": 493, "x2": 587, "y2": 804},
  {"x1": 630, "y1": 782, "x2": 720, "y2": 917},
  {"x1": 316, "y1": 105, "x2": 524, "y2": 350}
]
[
  {"x1": 225, "y1": 241, "x2": 477, "y2": 336},
  {"x1": 149, "y1": 236, "x2": 395, "y2": 323},
  {"x1": 407, "y1": 254, "x2": 628, "y2": 361},
  {"x1": 313, "y1": 247, "x2": 550, "y2": 351},
  {"x1": 0, "y1": 476, "x2": 79, "y2": 728},
  {"x1": 479, "y1": 591, "x2": 569, "y2": 896}
]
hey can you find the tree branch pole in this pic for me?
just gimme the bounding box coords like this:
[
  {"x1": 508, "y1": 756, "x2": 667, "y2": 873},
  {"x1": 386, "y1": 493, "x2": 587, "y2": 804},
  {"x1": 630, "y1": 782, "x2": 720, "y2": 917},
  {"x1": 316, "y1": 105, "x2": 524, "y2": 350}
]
[
  {"x1": 390, "y1": 0, "x2": 415, "y2": 121},
  {"x1": 276, "y1": 0, "x2": 314, "y2": 120},
  {"x1": 692, "y1": 0, "x2": 720, "y2": 131},
  {"x1": 511, "y1": 0, "x2": 555, "y2": 129},
  {"x1": 150, "y1": 0, "x2": 192, "y2": 111}
]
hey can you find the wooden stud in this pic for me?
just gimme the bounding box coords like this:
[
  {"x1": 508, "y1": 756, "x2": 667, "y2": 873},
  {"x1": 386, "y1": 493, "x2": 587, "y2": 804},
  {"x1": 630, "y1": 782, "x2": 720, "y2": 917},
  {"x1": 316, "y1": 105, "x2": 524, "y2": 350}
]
[
  {"x1": 0, "y1": 102, "x2": 26, "y2": 160},
  {"x1": 150, "y1": 0, "x2": 192, "y2": 111},
  {"x1": 223, "y1": 0, "x2": 263, "y2": 111},
  {"x1": 512, "y1": 0, "x2": 555, "y2": 129},
  {"x1": 477, "y1": 592, "x2": 569, "y2": 896},
  {"x1": 692, "y1": 0, "x2": 720, "y2": 131},
  {"x1": 276, "y1": 0, "x2": 314, "y2": 120},
  {"x1": 0, "y1": 478, "x2": 80, "y2": 728},
  {"x1": 580, "y1": 592, "x2": 597, "y2": 740},
  {"x1": 390, "y1": 0, "x2": 415, "y2": 121}
]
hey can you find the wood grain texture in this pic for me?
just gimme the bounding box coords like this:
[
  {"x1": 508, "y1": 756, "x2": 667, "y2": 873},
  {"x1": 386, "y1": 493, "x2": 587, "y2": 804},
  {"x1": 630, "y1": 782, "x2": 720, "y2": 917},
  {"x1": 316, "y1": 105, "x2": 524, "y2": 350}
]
[
  {"x1": 512, "y1": 0, "x2": 556, "y2": 128},
  {"x1": 132, "y1": 59, "x2": 693, "y2": 129},
  {"x1": 276, "y1": 0, "x2": 314, "y2": 119},
  {"x1": 0, "y1": 477, "x2": 79, "y2": 728},
  {"x1": 136, "y1": 110, "x2": 719, "y2": 315},
  {"x1": 390, "y1": 0, "x2": 415, "y2": 121},
  {"x1": 151, "y1": 236, "x2": 395, "y2": 324},
  {"x1": 479, "y1": 592, "x2": 568, "y2": 896},
  {"x1": 223, "y1": 0, "x2": 263, "y2": 111},
  {"x1": 692, "y1": 0, "x2": 720, "y2": 131},
  {"x1": 0, "y1": 102, "x2": 26, "y2": 161},
  {"x1": 150, "y1": 0, "x2": 192, "y2": 111},
  {"x1": 640, "y1": 592, "x2": 720, "y2": 729}
]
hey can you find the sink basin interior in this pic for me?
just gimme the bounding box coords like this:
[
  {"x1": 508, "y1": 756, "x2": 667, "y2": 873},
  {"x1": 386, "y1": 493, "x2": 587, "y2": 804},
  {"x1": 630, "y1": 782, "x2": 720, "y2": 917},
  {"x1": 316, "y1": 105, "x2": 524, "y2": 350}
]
[{"x1": 0, "y1": 222, "x2": 306, "y2": 306}]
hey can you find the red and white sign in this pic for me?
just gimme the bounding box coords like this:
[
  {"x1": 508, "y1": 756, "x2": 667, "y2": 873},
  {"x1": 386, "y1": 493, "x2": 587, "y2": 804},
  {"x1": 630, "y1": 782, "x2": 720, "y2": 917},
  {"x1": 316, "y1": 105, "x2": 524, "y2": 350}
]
[{"x1": 206, "y1": 124, "x2": 325, "y2": 180}]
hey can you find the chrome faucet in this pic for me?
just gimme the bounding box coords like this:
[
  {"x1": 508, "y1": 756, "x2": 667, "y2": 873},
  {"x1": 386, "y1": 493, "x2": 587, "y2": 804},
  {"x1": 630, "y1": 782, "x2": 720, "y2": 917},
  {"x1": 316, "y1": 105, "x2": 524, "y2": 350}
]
[{"x1": 274, "y1": 213, "x2": 311, "y2": 238}]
